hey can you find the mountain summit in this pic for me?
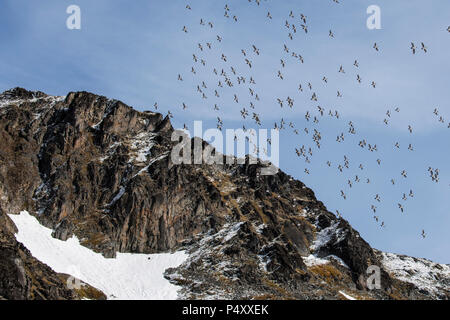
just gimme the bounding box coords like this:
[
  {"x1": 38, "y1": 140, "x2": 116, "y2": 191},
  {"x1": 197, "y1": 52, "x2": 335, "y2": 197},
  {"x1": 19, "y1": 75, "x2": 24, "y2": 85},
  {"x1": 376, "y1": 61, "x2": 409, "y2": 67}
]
[{"x1": 0, "y1": 88, "x2": 448, "y2": 300}]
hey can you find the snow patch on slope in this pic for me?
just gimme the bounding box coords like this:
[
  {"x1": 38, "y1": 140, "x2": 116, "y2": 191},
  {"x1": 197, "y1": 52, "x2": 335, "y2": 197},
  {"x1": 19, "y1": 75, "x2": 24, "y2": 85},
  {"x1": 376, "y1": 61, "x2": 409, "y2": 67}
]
[
  {"x1": 381, "y1": 252, "x2": 450, "y2": 297},
  {"x1": 339, "y1": 290, "x2": 356, "y2": 300},
  {"x1": 169, "y1": 223, "x2": 246, "y2": 287},
  {"x1": 311, "y1": 220, "x2": 346, "y2": 252},
  {"x1": 9, "y1": 211, "x2": 187, "y2": 300},
  {"x1": 0, "y1": 94, "x2": 65, "y2": 109},
  {"x1": 306, "y1": 220, "x2": 349, "y2": 269},
  {"x1": 128, "y1": 131, "x2": 157, "y2": 163},
  {"x1": 303, "y1": 254, "x2": 330, "y2": 267}
]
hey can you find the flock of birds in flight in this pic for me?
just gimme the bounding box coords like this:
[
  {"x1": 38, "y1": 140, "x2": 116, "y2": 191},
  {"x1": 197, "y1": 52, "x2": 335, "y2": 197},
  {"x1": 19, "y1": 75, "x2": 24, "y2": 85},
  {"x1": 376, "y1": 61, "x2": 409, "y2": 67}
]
[{"x1": 154, "y1": 0, "x2": 450, "y2": 239}]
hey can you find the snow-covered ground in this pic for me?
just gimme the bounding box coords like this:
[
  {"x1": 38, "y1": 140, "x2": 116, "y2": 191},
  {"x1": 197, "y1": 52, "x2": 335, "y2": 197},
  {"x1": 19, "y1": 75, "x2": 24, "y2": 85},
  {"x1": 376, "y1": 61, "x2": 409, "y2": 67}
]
[
  {"x1": 381, "y1": 251, "x2": 450, "y2": 297},
  {"x1": 9, "y1": 211, "x2": 187, "y2": 300},
  {"x1": 305, "y1": 218, "x2": 349, "y2": 268},
  {"x1": 0, "y1": 94, "x2": 65, "y2": 109},
  {"x1": 128, "y1": 131, "x2": 157, "y2": 163},
  {"x1": 303, "y1": 254, "x2": 330, "y2": 267},
  {"x1": 338, "y1": 290, "x2": 356, "y2": 300}
]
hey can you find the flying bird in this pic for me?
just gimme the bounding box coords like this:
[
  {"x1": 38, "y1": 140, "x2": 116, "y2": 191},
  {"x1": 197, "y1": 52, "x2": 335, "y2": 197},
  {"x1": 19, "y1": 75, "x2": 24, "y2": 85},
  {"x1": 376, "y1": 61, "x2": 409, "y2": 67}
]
[{"x1": 421, "y1": 42, "x2": 427, "y2": 53}]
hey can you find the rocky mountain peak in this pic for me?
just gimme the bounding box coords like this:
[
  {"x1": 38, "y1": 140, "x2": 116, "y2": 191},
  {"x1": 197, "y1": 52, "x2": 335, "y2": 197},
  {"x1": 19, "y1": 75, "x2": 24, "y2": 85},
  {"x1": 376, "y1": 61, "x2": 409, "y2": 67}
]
[
  {"x1": 0, "y1": 87, "x2": 47, "y2": 101},
  {"x1": 0, "y1": 88, "x2": 448, "y2": 300}
]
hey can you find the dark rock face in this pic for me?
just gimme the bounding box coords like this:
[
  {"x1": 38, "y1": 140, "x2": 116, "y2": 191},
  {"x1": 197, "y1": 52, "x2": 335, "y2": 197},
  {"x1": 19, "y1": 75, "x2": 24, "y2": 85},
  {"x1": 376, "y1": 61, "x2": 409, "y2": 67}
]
[
  {"x1": 0, "y1": 87, "x2": 448, "y2": 300},
  {"x1": 0, "y1": 88, "x2": 228, "y2": 258}
]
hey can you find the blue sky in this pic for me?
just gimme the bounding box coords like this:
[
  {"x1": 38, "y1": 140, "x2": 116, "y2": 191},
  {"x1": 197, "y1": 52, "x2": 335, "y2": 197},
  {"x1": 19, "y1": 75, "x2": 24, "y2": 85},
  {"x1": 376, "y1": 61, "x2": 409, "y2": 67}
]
[{"x1": 1, "y1": 0, "x2": 449, "y2": 263}]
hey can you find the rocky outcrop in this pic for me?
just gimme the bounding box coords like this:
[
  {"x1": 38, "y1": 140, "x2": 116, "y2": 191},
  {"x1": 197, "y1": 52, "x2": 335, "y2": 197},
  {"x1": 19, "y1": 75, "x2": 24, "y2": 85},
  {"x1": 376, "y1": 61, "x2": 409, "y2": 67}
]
[
  {"x1": 0, "y1": 88, "x2": 227, "y2": 258},
  {"x1": 0, "y1": 87, "x2": 448, "y2": 300}
]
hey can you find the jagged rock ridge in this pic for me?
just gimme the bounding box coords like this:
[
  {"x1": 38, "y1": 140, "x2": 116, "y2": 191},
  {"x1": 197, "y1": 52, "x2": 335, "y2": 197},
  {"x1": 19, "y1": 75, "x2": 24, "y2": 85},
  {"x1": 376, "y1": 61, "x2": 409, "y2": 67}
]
[{"x1": 0, "y1": 87, "x2": 448, "y2": 300}]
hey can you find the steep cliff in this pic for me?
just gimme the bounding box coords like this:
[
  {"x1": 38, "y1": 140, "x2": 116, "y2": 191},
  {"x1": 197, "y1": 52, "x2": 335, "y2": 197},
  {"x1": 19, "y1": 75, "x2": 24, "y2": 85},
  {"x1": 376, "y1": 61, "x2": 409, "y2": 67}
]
[{"x1": 0, "y1": 88, "x2": 448, "y2": 300}]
